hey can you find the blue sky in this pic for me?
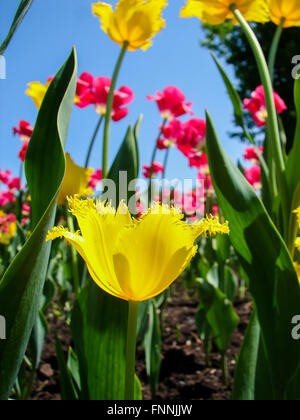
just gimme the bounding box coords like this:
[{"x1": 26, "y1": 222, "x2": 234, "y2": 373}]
[{"x1": 0, "y1": 0, "x2": 245, "y2": 183}]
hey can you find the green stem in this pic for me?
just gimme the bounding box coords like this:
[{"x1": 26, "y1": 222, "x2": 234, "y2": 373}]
[
  {"x1": 85, "y1": 115, "x2": 104, "y2": 168},
  {"x1": 162, "y1": 147, "x2": 171, "y2": 178},
  {"x1": 268, "y1": 18, "x2": 285, "y2": 83},
  {"x1": 125, "y1": 300, "x2": 139, "y2": 400},
  {"x1": 230, "y1": 4, "x2": 289, "y2": 241},
  {"x1": 149, "y1": 118, "x2": 168, "y2": 180},
  {"x1": 102, "y1": 43, "x2": 128, "y2": 179},
  {"x1": 221, "y1": 352, "x2": 228, "y2": 387},
  {"x1": 66, "y1": 209, "x2": 80, "y2": 298}
]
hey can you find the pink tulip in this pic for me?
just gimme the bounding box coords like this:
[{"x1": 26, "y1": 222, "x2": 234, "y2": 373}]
[
  {"x1": 244, "y1": 85, "x2": 287, "y2": 127},
  {"x1": 76, "y1": 73, "x2": 134, "y2": 122},
  {"x1": 147, "y1": 86, "x2": 193, "y2": 121},
  {"x1": 13, "y1": 120, "x2": 33, "y2": 141},
  {"x1": 143, "y1": 162, "x2": 164, "y2": 178},
  {"x1": 245, "y1": 165, "x2": 261, "y2": 190}
]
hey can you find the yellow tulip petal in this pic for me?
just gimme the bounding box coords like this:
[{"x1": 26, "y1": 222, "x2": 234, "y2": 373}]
[
  {"x1": 268, "y1": 0, "x2": 300, "y2": 27},
  {"x1": 180, "y1": 0, "x2": 269, "y2": 24},
  {"x1": 47, "y1": 199, "x2": 230, "y2": 302},
  {"x1": 46, "y1": 226, "x2": 124, "y2": 298},
  {"x1": 92, "y1": 0, "x2": 167, "y2": 51},
  {"x1": 26, "y1": 81, "x2": 48, "y2": 109},
  {"x1": 57, "y1": 153, "x2": 94, "y2": 206},
  {"x1": 112, "y1": 206, "x2": 198, "y2": 301}
]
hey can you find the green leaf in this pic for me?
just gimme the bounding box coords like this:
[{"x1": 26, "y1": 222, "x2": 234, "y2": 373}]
[
  {"x1": 232, "y1": 311, "x2": 260, "y2": 400},
  {"x1": 0, "y1": 0, "x2": 34, "y2": 55},
  {"x1": 71, "y1": 281, "x2": 142, "y2": 400},
  {"x1": 215, "y1": 234, "x2": 231, "y2": 262},
  {"x1": 223, "y1": 266, "x2": 238, "y2": 301},
  {"x1": 29, "y1": 310, "x2": 48, "y2": 370},
  {"x1": 144, "y1": 301, "x2": 162, "y2": 397},
  {"x1": 55, "y1": 338, "x2": 78, "y2": 401},
  {"x1": 0, "y1": 48, "x2": 77, "y2": 400},
  {"x1": 198, "y1": 279, "x2": 239, "y2": 353},
  {"x1": 210, "y1": 52, "x2": 251, "y2": 141},
  {"x1": 67, "y1": 347, "x2": 81, "y2": 392},
  {"x1": 286, "y1": 78, "x2": 300, "y2": 205},
  {"x1": 107, "y1": 122, "x2": 140, "y2": 208},
  {"x1": 206, "y1": 110, "x2": 300, "y2": 398},
  {"x1": 232, "y1": 311, "x2": 274, "y2": 400}
]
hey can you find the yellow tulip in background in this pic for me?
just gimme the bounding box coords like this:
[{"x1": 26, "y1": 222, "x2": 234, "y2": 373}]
[
  {"x1": 47, "y1": 198, "x2": 229, "y2": 301},
  {"x1": 268, "y1": 0, "x2": 300, "y2": 27},
  {"x1": 26, "y1": 78, "x2": 52, "y2": 109},
  {"x1": 180, "y1": 0, "x2": 269, "y2": 25},
  {"x1": 92, "y1": 0, "x2": 168, "y2": 51},
  {"x1": 57, "y1": 153, "x2": 94, "y2": 206}
]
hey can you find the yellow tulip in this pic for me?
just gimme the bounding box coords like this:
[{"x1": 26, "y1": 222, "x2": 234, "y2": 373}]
[
  {"x1": 46, "y1": 198, "x2": 230, "y2": 302},
  {"x1": 92, "y1": 0, "x2": 168, "y2": 51},
  {"x1": 180, "y1": 0, "x2": 269, "y2": 25},
  {"x1": 26, "y1": 77, "x2": 53, "y2": 109},
  {"x1": 268, "y1": 0, "x2": 300, "y2": 27},
  {"x1": 57, "y1": 153, "x2": 94, "y2": 206}
]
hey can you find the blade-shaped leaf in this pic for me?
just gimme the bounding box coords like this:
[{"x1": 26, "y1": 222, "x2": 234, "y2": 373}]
[
  {"x1": 197, "y1": 278, "x2": 239, "y2": 353},
  {"x1": 211, "y1": 52, "x2": 247, "y2": 133},
  {"x1": 232, "y1": 311, "x2": 260, "y2": 400},
  {"x1": 286, "y1": 78, "x2": 300, "y2": 200},
  {"x1": 71, "y1": 281, "x2": 142, "y2": 400},
  {"x1": 206, "y1": 110, "x2": 300, "y2": 399},
  {"x1": 0, "y1": 48, "x2": 77, "y2": 400},
  {"x1": 55, "y1": 338, "x2": 78, "y2": 401},
  {"x1": 0, "y1": 0, "x2": 34, "y2": 55},
  {"x1": 144, "y1": 301, "x2": 162, "y2": 397}
]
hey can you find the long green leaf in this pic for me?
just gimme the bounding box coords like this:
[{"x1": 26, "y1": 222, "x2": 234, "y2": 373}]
[
  {"x1": 144, "y1": 301, "x2": 162, "y2": 397},
  {"x1": 206, "y1": 110, "x2": 300, "y2": 399},
  {"x1": 286, "y1": 78, "x2": 300, "y2": 229},
  {"x1": 211, "y1": 52, "x2": 248, "y2": 135},
  {"x1": 198, "y1": 278, "x2": 239, "y2": 353},
  {"x1": 0, "y1": 0, "x2": 34, "y2": 55},
  {"x1": 0, "y1": 48, "x2": 77, "y2": 400},
  {"x1": 71, "y1": 281, "x2": 142, "y2": 400},
  {"x1": 232, "y1": 311, "x2": 260, "y2": 400}
]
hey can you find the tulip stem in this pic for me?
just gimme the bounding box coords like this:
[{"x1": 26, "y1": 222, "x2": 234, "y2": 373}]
[
  {"x1": 125, "y1": 300, "x2": 139, "y2": 400},
  {"x1": 149, "y1": 118, "x2": 168, "y2": 179},
  {"x1": 268, "y1": 17, "x2": 285, "y2": 84},
  {"x1": 85, "y1": 115, "x2": 104, "y2": 168},
  {"x1": 102, "y1": 42, "x2": 128, "y2": 179},
  {"x1": 66, "y1": 209, "x2": 80, "y2": 298},
  {"x1": 230, "y1": 5, "x2": 289, "y2": 241},
  {"x1": 162, "y1": 147, "x2": 171, "y2": 179}
]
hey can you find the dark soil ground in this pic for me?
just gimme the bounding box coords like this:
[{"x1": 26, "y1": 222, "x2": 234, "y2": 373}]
[{"x1": 32, "y1": 284, "x2": 252, "y2": 400}]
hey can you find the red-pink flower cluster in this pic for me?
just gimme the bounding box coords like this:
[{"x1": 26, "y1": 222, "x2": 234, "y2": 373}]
[
  {"x1": 244, "y1": 166, "x2": 261, "y2": 190},
  {"x1": 0, "y1": 213, "x2": 16, "y2": 233},
  {"x1": 13, "y1": 120, "x2": 34, "y2": 162},
  {"x1": 243, "y1": 85, "x2": 287, "y2": 127},
  {"x1": 143, "y1": 162, "x2": 164, "y2": 178},
  {"x1": 0, "y1": 169, "x2": 21, "y2": 207},
  {"x1": 244, "y1": 146, "x2": 263, "y2": 163},
  {"x1": 88, "y1": 169, "x2": 102, "y2": 189},
  {"x1": 147, "y1": 86, "x2": 193, "y2": 121},
  {"x1": 157, "y1": 118, "x2": 207, "y2": 168},
  {"x1": 76, "y1": 73, "x2": 134, "y2": 122},
  {"x1": 21, "y1": 203, "x2": 31, "y2": 226},
  {"x1": 243, "y1": 146, "x2": 262, "y2": 190}
]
